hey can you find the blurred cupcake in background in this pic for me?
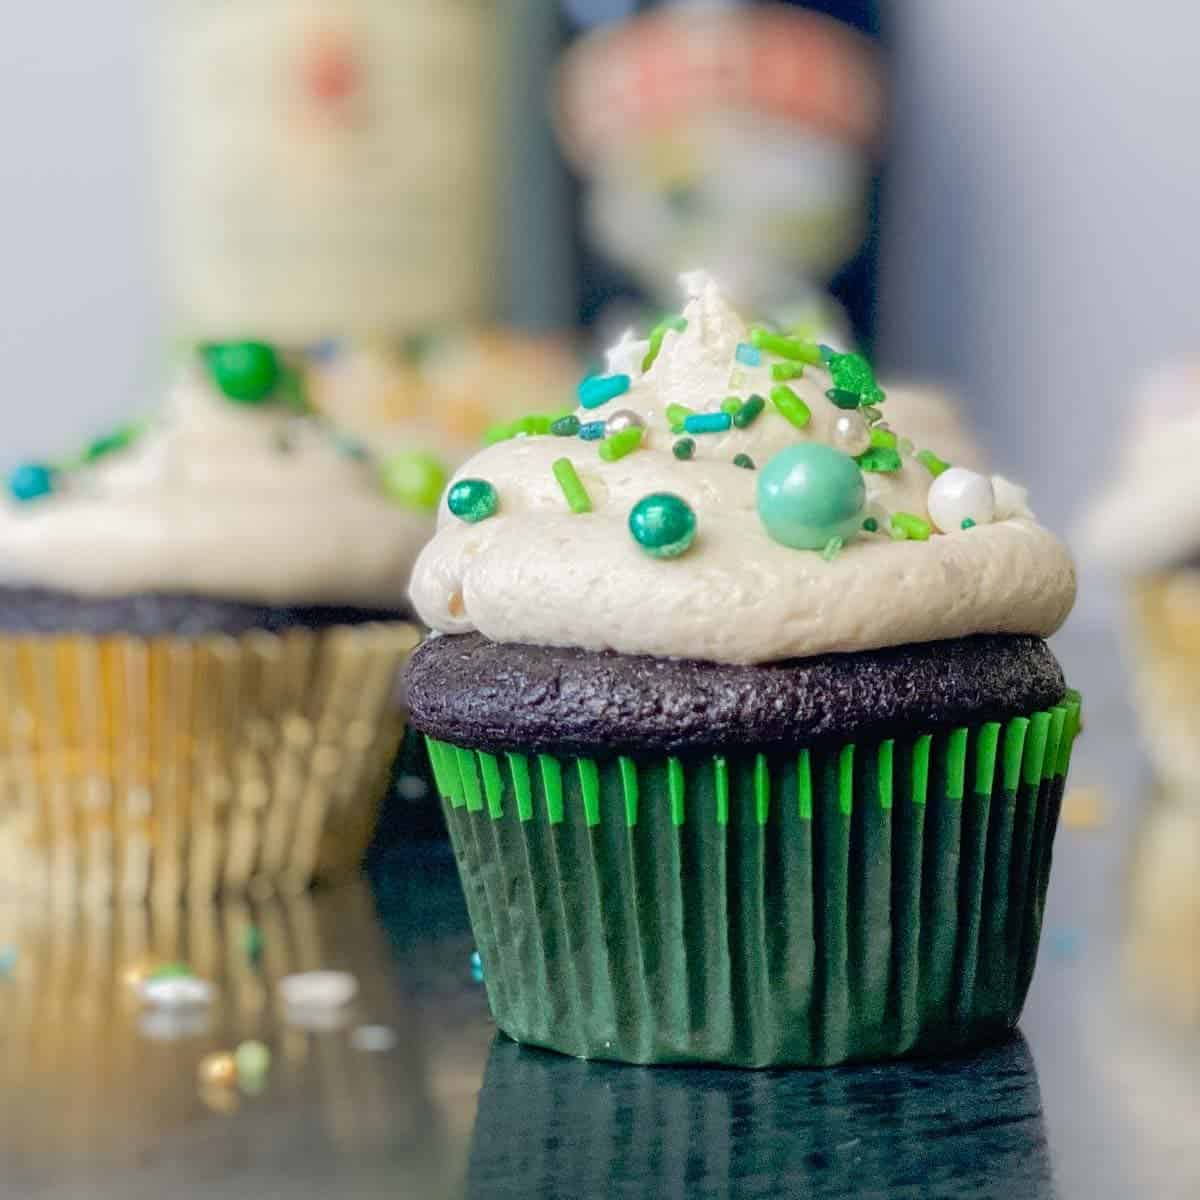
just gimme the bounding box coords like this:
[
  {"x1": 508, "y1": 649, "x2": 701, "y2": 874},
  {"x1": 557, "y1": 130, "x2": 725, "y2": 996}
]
[
  {"x1": 1081, "y1": 360, "x2": 1200, "y2": 788},
  {"x1": 308, "y1": 331, "x2": 581, "y2": 467},
  {"x1": 0, "y1": 343, "x2": 427, "y2": 903}
]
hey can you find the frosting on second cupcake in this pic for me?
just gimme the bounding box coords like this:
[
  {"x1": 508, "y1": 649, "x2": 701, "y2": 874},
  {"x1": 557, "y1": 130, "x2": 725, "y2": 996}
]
[
  {"x1": 411, "y1": 274, "x2": 1075, "y2": 664},
  {"x1": 0, "y1": 354, "x2": 434, "y2": 609}
]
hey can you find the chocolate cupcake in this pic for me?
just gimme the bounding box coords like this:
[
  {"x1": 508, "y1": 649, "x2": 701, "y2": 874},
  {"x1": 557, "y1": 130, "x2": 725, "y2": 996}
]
[
  {"x1": 409, "y1": 274, "x2": 1079, "y2": 1067},
  {"x1": 0, "y1": 344, "x2": 428, "y2": 902}
]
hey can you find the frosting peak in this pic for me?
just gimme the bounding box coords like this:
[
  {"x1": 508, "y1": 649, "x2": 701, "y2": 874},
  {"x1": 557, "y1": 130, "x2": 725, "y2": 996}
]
[{"x1": 411, "y1": 275, "x2": 1075, "y2": 664}]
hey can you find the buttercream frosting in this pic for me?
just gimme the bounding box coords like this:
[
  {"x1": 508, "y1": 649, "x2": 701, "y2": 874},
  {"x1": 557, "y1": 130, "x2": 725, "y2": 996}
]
[
  {"x1": 0, "y1": 361, "x2": 431, "y2": 608},
  {"x1": 411, "y1": 274, "x2": 1075, "y2": 664}
]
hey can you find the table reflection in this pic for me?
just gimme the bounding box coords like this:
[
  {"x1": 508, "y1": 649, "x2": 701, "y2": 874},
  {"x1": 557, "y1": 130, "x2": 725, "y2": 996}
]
[{"x1": 466, "y1": 1034, "x2": 1053, "y2": 1200}]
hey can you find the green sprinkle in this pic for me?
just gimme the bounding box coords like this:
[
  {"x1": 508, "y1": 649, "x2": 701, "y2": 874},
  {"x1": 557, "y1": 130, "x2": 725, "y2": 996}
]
[
  {"x1": 381, "y1": 451, "x2": 448, "y2": 512},
  {"x1": 917, "y1": 449, "x2": 951, "y2": 477},
  {"x1": 721, "y1": 396, "x2": 743, "y2": 416},
  {"x1": 578, "y1": 759, "x2": 601, "y2": 827},
  {"x1": 770, "y1": 385, "x2": 812, "y2": 429},
  {"x1": 733, "y1": 453, "x2": 755, "y2": 470},
  {"x1": 447, "y1": 478, "x2": 499, "y2": 523},
  {"x1": 668, "y1": 758, "x2": 685, "y2": 826},
  {"x1": 714, "y1": 756, "x2": 729, "y2": 826},
  {"x1": 539, "y1": 755, "x2": 564, "y2": 824},
  {"x1": 486, "y1": 412, "x2": 565, "y2": 443},
  {"x1": 551, "y1": 414, "x2": 581, "y2": 437},
  {"x1": 235, "y1": 1040, "x2": 271, "y2": 1084},
  {"x1": 862, "y1": 517, "x2": 879, "y2": 532},
  {"x1": 891, "y1": 512, "x2": 932, "y2": 541},
  {"x1": 483, "y1": 421, "x2": 516, "y2": 445},
  {"x1": 598, "y1": 427, "x2": 644, "y2": 462},
  {"x1": 83, "y1": 424, "x2": 140, "y2": 463},
  {"x1": 508, "y1": 753, "x2": 533, "y2": 821},
  {"x1": 828, "y1": 351, "x2": 885, "y2": 405},
  {"x1": 856, "y1": 446, "x2": 902, "y2": 473},
  {"x1": 821, "y1": 535, "x2": 845, "y2": 561},
  {"x1": 754, "y1": 754, "x2": 770, "y2": 825},
  {"x1": 961, "y1": 518, "x2": 976, "y2": 530},
  {"x1": 771, "y1": 362, "x2": 804, "y2": 382},
  {"x1": 750, "y1": 328, "x2": 822, "y2": 363},
  {"x1": 732, "y1": 394, "x2": 765, "y2": 429},
  {"x1": 552, "y1": 457, "x2": 592, "y2": 513},
  {"x1": 642, "y1": 316, "x2": 687, "y2": 372},
  {"x1": 870, "y1": 426, "x2": 898, "y2": 450},
  {"x1": 666, "y1": 403, "x2": 694, "y2": 432},
  {"x1": 243, "y1": 925, "x2": 264, "y2": 965},
  {"x1": 619, "y1": 757, "x2": 639, "y2": 826},
  {"x1": 672, "y1": 437, "x2": 696, "y2": 461},
  {"x1": 826, "y1": 388, "x2": 864, "y2": 410}
]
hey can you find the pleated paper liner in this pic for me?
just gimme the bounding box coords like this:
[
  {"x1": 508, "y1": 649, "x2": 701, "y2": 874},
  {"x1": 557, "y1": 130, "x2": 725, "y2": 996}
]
[
  {"x1": 427, "y1": 692, "x2": 1081, "y2": 1067},
  {"x1": 0, "y1": 622, "x2": 419, "y2": 904}
]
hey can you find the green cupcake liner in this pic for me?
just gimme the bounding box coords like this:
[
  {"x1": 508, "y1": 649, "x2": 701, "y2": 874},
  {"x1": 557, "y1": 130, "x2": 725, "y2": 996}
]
[{"x1": 426, "y1": 693, "x2": 1081, "y2": 1068}]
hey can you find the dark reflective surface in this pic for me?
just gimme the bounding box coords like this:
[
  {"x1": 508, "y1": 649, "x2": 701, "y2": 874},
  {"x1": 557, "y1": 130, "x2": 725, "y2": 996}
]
[{"x1": 0, "y1": 630, "x2": 1196, "y2": 1199}]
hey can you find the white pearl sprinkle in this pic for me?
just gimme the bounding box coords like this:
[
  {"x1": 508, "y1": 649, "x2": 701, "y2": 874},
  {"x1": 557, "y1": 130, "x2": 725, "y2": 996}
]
[
  {"x1": 605, "y1": 409, "x2": 645, "y2": 437},
  {"x1": 831, "y1": 412, "x2": 871, "y2": 457},
  {"x1": 927, "y1": 467, "x2": 996, "y2": 533},
  {"x1": 139, "y1": 976, "x2": 214, "y2": 1010},
  {"x1": 278, "y1": 970, "x2": 358, "y2": 1010}
]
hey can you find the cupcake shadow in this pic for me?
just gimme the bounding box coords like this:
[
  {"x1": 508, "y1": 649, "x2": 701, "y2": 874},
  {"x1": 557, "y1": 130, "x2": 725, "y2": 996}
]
[{"x1": 466, "y1": 1034, "x2": 1053, "y2": 1200}]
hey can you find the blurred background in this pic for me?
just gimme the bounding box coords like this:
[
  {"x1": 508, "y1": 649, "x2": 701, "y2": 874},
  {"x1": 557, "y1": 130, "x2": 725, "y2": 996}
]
[{"x1": 12, "y1": 0, "x2": 1200, "y2": 626}]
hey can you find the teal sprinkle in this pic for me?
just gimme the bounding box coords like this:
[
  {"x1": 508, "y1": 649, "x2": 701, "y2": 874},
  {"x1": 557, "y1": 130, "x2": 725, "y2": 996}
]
[
  {"x1": 8, "y1": 463, "x2": 55, "y2": 502},
  {"x1": 683, "y1": 412, "x2": 732, "y2": 435},
  {"x1": 578, "y1": 373, "x2": 631, "y2": 410},
  {"x1": 735, "y1": 343, "x2": 762, "y2": 366},
  {"x1": 961, "y1": 518, "x2": 977, "y2": 530},
  {"x1": 578, "y1": 420, "x2": 606, "y2": 441},
  {"x1": 469, "y1": 950, "x2": 484, "y2": 983},
  {"x1": 819, "y1": 344, "x2": 837, "y2": 363},
  {"x1": 733, "y1": 453, "x2": 755, "y2": 470},
  {"x1": 551, "y1": 414, "x2": 581, "y2": 437},
  {"x1": 672, "y1": 438, "x2": 696, "y2": 461},
  {"x1": 822, "y1": 535, "x2": 845, "y2": 561}
]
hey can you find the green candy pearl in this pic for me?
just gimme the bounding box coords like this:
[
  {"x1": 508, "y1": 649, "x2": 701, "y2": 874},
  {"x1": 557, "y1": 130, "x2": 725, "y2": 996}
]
[
  {"x1": 380, "y1": 452, "x2": 448, "y2": 512},
  {"x1": 204, "y1": 342, "x2": 281, "y2": 404},
  {"x1": 757, "y1": 444, "x2": 866, "y2": 551},
  {"x1": 447, "y1": 478, "x2": 499, "y2": 523},
  {"x1": 628, "y1": 492, "x2": 696, "y2": 559}
]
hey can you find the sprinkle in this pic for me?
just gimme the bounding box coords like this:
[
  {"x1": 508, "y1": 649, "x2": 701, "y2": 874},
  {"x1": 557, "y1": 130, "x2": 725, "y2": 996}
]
[
  {"x1": 578, "y1": 373, "x2": 631, "y2": 409},
  {"x1": 856, "y1": 446, "x2": 902, "y2": 473},
  {"x1": 552, "y1": 458, "x2": 592, "y2": 513},
  {"x1": 684, "y1": 412, "x2": 732, "y2": 435},
  {"x1": 819, "y1": 344, "x2": 837, "y2": 363},
  {"x1": 822, "y1": 536, "x2": 845, "y2": 561},
  {"x1": 578, "y1": 420, "x2": 607, "y2": 441},
  {"x1": 771, "y1": 362, "x2": 804, "y2": 381},
  {"x1": 447, "y1": 478, "x2": 499, "y2": 523},
  {"x1": 673, "y1": 438, "x2": 696, "y2": 460},
  {"x1": 0, "y1": 946, "x2": 17, "y2": 977},
  {"x1": 828, "y1": 351, "x2": 886, "y2": 405},
  {"x1": 234, "y1": 1040, "x2": 271, "y2": 1087},
  {"x1": 629, "y1": 493, "x2": 697, "y2": 558},
  {"x1": 351, "y1": 1025, "x2": 399, "y2": 1053},
  {"x1": 278, "y1": 971, "x2": 358, "y2": 1009},
  {"x1": 917, "y1": 449, "x2": 951, "y2": 477},
  {"x1": 860, "y1": 405, "x2": 883, "y2": 425},
  {"x1": 83, "y1": 424, "x2": 139, "y2": 463},
  {"x1": 721, "y1": 396, "x2": 743, "y2": 415},
  {"x1": 140, "y1": 975, "x2": 214, "y2": 1010},
  {"x1": 380, "y1": 452, "x2": 448, "y2": 512},
  {"x1": 642, "y1": 316, "x2": 687, "y2": 372},
  {"x1": 198, "y1": 1053, "x2": 238, "y2": 1089},
  {"x1": 749, "y1": 328, "x2": 822, "y2": 364},
  {"x1": 770, "y1": 385, "x2": 812, "y2": 429},
  {"x1": 605, "y1": 409, "x2": 644, "y2": 436},
  {"x1": 242, "y1": 925, "x2": 264, "y2": 966},
  {"x1": 551, "y1": 414, "x2": 581, "y2": 437},
  {"x1": 862, "y1": 517, "x2": 879, "y2": 532},
  {"x1": 599, "y1": 427, "x2": 644, "y2": 461},
  {"x1": 961, "y1": 518, "x2": 976, "y2": 530},
  {"x1": 205, "y1": 342, "x2": 281, "y2": 405},
  {"x1": 735, "y1": 343, "x2": 762, "y2": 366},
  {"x1": 733, "y1": 453, "x2": 755, "y2": 470},
  {"x1": 8, "y1": 462, "x2": 55, "y2": 502},
  {"x1": 870, "y1": 426, "x2": 898, "y2": 450},
  {"x1": 826, "y1": 388, "x2": 863, "y2": 410},
  {"x1": 470, "y1": 951, "x2": 484, "y2": 982},
  {"x1": 666, "y1": 403, "x2": 694, "y2": 431},
  {"x1": 733, "y1": 394, "x2": 765, "y2": 429},
  {"x1": 891, "y1": 512, "x2": 932, "y2": 541}
]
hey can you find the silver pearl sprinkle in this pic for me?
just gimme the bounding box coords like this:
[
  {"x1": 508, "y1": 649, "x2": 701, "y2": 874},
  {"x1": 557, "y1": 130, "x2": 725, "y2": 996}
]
[
  {"x1": 832, "y1": 411, "x2": 871, "y2": 457},
  {"x1": 605, "y1": 409, "x2": 645, "y2": 437}
]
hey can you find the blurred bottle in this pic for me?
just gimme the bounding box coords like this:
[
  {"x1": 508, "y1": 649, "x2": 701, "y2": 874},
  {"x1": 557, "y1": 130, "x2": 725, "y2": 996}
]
[{"x1": 158, "y1": 0, "x2": 500, "y2": 342}]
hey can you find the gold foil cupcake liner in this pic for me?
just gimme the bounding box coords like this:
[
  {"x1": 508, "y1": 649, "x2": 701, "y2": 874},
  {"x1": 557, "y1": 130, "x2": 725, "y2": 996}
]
[{"x1": 0, "y1": 622, "x2": 419, "y2": 903}]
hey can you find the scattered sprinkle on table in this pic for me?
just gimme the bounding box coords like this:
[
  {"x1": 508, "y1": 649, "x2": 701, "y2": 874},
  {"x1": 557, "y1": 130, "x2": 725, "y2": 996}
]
[
  {"x1": 278, "y1": 970, "x2": 358, "y2": 1009},
  {"x1": 351, "y1": 1025, "x2": 399, "y2": 1053}
]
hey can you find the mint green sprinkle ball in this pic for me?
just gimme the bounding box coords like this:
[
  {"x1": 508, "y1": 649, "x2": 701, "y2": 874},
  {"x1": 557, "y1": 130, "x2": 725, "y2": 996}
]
[{"x1": 757, "y1": 444, "x2": 866, "y2": 551}]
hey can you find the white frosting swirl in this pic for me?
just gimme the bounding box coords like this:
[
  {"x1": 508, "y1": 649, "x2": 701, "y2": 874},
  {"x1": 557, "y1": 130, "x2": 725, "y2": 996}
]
[
  {"x1": 0, "y1": 365, "x2": 431, "y2": 608},
  {"x1": 411, "y1": 274, "x2": 1075, "y2": 663}
]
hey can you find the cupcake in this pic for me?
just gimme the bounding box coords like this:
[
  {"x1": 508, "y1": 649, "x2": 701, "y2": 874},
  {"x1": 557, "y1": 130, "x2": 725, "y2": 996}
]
[
  {"x1": 409, "y1": 273, "x2": 1079, "y2": 1067},
  {"x1": 1080, "y1": 360, "x2": 1200, "y2": 789},
  {"x1": 0, "y1": 343, "x2": 425, "y2": 902}
]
